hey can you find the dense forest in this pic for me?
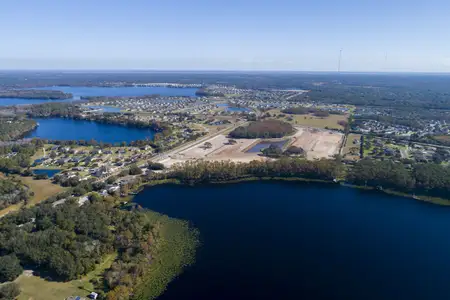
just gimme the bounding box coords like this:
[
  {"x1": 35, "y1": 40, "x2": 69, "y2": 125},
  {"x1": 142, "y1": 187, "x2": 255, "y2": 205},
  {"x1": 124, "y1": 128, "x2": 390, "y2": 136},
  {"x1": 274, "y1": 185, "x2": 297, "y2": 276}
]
[
  {"x1": 347, "y1": 159, "x2": 450, "y2": 199},
  {"x1": 79, "y1": 113, "x2": 171, "y2": 133},
  {"x1": 0, "y1": 177, "x2": 30, "y2": 210},
  {"x1": 0, "y1": 282, "x2": 20, "y2": 299},
  {"x1": 306, "y1": 84, "x2": 450, "y2": 110},
  {"x1": 0, "y1": 117, "x2": 37, "y2": 141},
  {"x1": 195, "y1": 88, "x2": 225, "y2": 97},
  {"x1": 259, "y1": 144, "x2": 306, "y2": 158},
  {"x1": 229, "y1": 120, "x2": 294, "y2": 139},
  {"x1": 0, "y1": 89, "x2": 72, "y2": 99},
  {"x1": 163, "y1": 158, "x2": 343, "y2": 184},
  {"x1": 0, "y1": 141, "x2": 41, "y2": 174},
  {"x1": 149, "y1": 157, "x2": 450, "y2": 200},
  {"x1": 23, "y1": 102, "x2": 82, "y2": 117},
  {"x1": 0, "y1": 195, "x2": 167, "y2": 299},
  {"x1": 16, "y1": 102, "x2": 171, "y2": 133}
]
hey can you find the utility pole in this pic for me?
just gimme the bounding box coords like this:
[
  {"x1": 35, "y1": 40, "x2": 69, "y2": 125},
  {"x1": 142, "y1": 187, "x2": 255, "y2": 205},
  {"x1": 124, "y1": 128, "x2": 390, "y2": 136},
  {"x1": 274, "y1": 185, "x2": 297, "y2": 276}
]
[{"x1": 338, "y1": 49, "x2": 343, "y2": 73}]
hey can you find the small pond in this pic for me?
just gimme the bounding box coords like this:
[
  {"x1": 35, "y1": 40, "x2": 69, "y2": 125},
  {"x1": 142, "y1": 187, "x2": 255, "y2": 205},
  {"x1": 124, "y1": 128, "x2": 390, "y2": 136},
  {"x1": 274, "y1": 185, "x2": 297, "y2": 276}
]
[
  {"x1": 246, "y1": 140, "x2": 287, "y2": 153},
  {"x1": 32, "y1": 169, "x2": 61, "y2": 178},
  {"x1": 217, "y1": 103, "x2": 251, "y2": 112}
]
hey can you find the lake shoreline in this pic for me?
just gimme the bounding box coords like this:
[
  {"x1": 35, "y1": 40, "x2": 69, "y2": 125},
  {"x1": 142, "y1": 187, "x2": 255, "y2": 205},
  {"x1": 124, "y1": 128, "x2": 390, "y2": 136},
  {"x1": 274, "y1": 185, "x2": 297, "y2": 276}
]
[
  {"x1": 130, "y1": 176, "x2": 450, "y2": 206},
  {"x1": 25, "y1": 117, "x2": 156, "y2": 144},
  {"x1": 133, "y1": 211, "x2": 199, "y2": 299},
  {"x1": 131, "y1": 179, "x2": 450, "y2": 299},
  {"x1": 0, "y1": 86, "x2": 199, "y2": 106}
]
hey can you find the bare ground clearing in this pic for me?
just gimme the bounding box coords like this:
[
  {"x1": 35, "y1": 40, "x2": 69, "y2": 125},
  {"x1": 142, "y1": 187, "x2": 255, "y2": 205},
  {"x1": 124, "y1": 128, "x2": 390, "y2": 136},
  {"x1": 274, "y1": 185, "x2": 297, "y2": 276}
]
[{"x1": 290, "y1": 127, "x2": 344, "y2": 159}]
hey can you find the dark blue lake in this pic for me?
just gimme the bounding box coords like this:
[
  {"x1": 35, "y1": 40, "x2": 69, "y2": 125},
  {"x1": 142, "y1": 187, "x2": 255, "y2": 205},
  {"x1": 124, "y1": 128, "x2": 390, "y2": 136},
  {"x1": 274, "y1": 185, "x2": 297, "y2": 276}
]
[
  {"x1": 26, "y1": 118, "x2": 154, "y2": 144},
  {"x1": 32, "y1": 169, "x2": 61, "y2": 178},
  {"x1": 0, "y1": 86, "x2": 198, "y2": 106},
  {"x1": 134, "y1": 181, "x2": 450, "y2": 300}
]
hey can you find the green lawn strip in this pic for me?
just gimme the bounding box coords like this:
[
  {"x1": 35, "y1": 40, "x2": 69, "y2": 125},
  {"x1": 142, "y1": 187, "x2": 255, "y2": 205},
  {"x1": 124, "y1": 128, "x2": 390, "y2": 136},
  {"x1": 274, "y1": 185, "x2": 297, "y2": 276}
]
[{"x1": 16, "y1": 253, "x2": 117, "y2": 300}]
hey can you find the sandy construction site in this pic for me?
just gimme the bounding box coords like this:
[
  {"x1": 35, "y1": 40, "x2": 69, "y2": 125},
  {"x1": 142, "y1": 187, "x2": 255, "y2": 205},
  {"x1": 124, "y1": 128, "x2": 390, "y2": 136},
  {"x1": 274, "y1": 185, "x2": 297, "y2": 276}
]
[
  {"x1": 158, "y1": 127, "x2": 344, "y2": 167},
  {"x1": 159, "y1": 134, "x2": 266, "y2": 167},
  {"x1": 291, "y1": 127, "x2": 344, "y2": 160}
]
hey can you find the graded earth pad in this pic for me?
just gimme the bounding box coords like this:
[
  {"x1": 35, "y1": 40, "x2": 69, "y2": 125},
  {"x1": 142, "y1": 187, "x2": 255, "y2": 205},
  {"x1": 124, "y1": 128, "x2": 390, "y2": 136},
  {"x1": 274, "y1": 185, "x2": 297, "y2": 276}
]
[
  {"x1": 159, "y1": 127, "x2": 343, "y2": 167},
  {"x1": 291, "y1": 127, "x2": 344, "y2": 159}
]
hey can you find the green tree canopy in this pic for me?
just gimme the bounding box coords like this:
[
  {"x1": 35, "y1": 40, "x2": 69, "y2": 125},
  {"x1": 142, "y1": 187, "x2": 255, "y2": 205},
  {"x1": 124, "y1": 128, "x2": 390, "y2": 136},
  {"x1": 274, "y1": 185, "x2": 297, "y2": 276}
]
[{"x1": 0, "y1": 255, "x2": 23, "y2": 283}]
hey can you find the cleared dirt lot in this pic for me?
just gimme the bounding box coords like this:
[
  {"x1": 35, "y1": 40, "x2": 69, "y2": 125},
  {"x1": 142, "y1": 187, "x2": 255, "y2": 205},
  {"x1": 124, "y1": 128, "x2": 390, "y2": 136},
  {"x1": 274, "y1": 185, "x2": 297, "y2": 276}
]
[
  {"x1": 290, "y1": 127, "x2": 344, "y2": 159},
  {"x1": 160, "y1": 127, "x2": 343, "y2": 167},
  {"x1": 160, "y1": 134, "x2": 263, "y2": 167},
  {"x1": 178, "y1": 134, "x2": 257, "y2": 158}
]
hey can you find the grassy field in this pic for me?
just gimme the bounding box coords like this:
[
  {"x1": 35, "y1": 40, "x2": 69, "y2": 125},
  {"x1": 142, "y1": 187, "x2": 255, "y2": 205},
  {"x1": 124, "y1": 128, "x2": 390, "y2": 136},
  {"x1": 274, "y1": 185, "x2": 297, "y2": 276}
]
[
  {"x1": 363, "y1": 145, "x2": 376, "y2": 157},
  {"x1": 0, "y1": 176, "x2": 65, "y2": 217},
  {"x1": 30, "y1": 145, "x2": 47, "y2": 162},
  {"x1": 16, "y1": 254, "x2": 117, "y2": 300},
  {"x1": 0, "y1": 203, "x2": 24, "y2": 218},
  {"x1": 343, "y1": 134, "x2": 361, "y2": 160},
  {"x1": 20, "y1": 176, "x2": 66, "y2": 206},
  {"x1": 267, "y1": 109, "x2": 348, "y2": 130},
  {"x1": 16, "y1": 275, "x2": 83, "y2": 300},
  {"x1": 433, "y1": 135, "x2": 450, "y2": 143}
]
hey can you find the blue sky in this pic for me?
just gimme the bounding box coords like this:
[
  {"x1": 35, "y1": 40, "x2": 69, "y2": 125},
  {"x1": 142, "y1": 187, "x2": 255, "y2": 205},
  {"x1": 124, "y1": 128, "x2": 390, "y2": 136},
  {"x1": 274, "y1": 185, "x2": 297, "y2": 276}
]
[{"x1": 1, "y1": 0, "x2": 449, "y2": 71}]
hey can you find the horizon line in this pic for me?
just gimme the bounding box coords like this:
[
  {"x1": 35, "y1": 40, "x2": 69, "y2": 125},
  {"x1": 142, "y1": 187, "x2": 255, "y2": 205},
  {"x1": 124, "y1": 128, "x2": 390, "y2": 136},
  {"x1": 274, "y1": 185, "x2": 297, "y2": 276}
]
[{"x1": 1, "y1": 69, "x2": 450, "y2": 75}]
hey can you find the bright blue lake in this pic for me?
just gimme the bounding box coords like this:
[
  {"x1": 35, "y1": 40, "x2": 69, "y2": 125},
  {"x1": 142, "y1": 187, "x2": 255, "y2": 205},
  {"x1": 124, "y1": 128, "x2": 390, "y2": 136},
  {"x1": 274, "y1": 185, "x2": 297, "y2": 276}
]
[
  {"x1": 32, "y1": 169, "x2": 61, "y2": 178},
  {"x1": 26, "y1": 118, "x2": 154, "y2": 144},
  {"x1": 217, "y1": 103, "x2": 251, "y2": 112},
  {"x1": 0, "y1": 86, "x2": 198, "y2": 106},
  {"x1": 135, "y1": 181, "x2": 450, "y2": 300},
  {"x1": 34, "y1": 86, "x2": 198, "y2": 99},
  {"x1": 227, "y1": 106, "x2": 251, "y2": 112}
]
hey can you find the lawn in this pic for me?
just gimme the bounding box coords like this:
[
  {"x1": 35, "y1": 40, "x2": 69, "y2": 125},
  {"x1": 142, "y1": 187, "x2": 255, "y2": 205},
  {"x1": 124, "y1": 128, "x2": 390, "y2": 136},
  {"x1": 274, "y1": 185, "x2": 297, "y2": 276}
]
[
  {"x1": 0, "y1": 203, "x2": 24, "y2": 218},
  {"x1": 433, "y1": 135, "x2": 450, "y2": 143},
  {"x1": 363, "y1": 146, "x2": 376, "y2": 157},
  {"x1": 16, "y1": 253, "x2": 117, "y2": 300},
  {"x1": 343, "y1": 134, "x2": 361, "y2": 160},
  {"x1": 30, "y1": 144, "x2": 50, "y2": 162},
  {"x1": 0, "y1": 176, "x2": 65, "y2": 217},
  {"x1": 20, "y1": 176, "x2": 66, "y2": 206},
  {"x1": 16, "y1": 275, "x2": 84, "y2": 300},
  {"x1": 267, "y1": 109, "x2": 349, "y2": 130}
]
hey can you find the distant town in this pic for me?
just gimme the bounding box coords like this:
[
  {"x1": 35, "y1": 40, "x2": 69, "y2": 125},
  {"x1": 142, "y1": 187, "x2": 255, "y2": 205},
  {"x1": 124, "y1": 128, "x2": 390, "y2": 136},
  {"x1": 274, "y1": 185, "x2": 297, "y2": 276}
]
[{"x1": 0, "y1": 72, "x2": 450, "y2": 300}]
